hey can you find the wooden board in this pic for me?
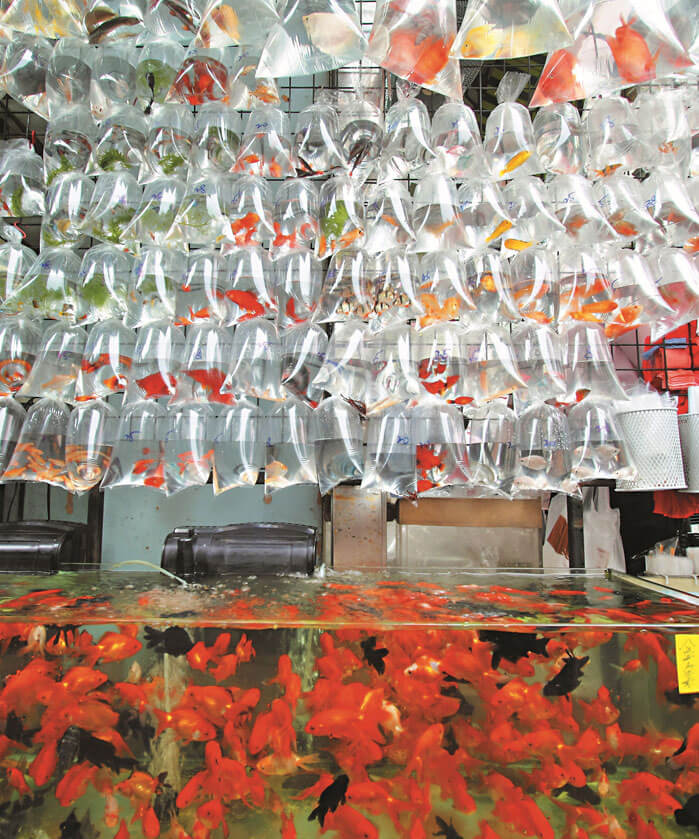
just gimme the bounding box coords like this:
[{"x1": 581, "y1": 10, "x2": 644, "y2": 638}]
[{"x1": 397, "y1": 498, "x2": 543, "y2": 529}]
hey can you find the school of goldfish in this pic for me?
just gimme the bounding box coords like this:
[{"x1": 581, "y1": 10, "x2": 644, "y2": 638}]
[{"x1": 0, "y1": 575, "x2": 694, "y2": 838}]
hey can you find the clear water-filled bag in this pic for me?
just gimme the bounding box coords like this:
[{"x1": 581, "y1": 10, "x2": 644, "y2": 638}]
[
  {"x1": 315, "y1": 246, "x2": 371, "y2": 323},
  {"x1": 317, "y1": 174, "x2": 364, "y2": 259},
  {"x1": 3, "y1": 35, "x2": 51, "y2": 119},
  {"x1": 75, "y1": 318, "x2": 136, "y2": 402},
  {"x1": 86, "y1": 171, "x2": 142, "y2": 247},
  {"x1": 221, "y1": 245, "x2": 276, "y2": 326},
  {"x1": 605, "y1": 248, "x2": 674, "y2": 341},
  {"x1": 41, "y1": 172, "x2": 93, "y2": 249},
  {"x1": 17, "y1": 323, "x2": 87, "y2": 402},
  {"x1": 272, "y1": 180, "x2": 319, "y2": 255},
  {"x1": 292, "y1": 103, "x2": 345, "y2": 177},
  {"x1": 83, "y1": 0, "x2": 145, "y2": 44},
  {"x1": 532, "y1": 102, "x2": 586, "y2": 176},
  {"x1": 144, "y1": 0, "x2": 204, "y2": 43},
  {"x1": 171, "y1": 322, "x2": 234, "y2": 406},
  {"x1": 191, "y1": 103, "x2": 241, "y2": 172},
  {"x1": 511, "y1": 322, "x2": 566, "y2": 402},
  {"x1": 0, "y1": 240, "x2": 37, "y2": 311},
  {"x1": 337, "y1": 96, "x2": 384, "y2": 184},
  {"x1": 365, "y1": 249, "x2": 422, "y2": 331},
  {"x1": 225, "y1": 49, "x2": 281, "y2": 110},
  {"x1": 515, "y1": 400, "x2": 576, "y2": 494},
  {"x1": 557, "y1": 244, "x2": 615, "y2": 327},
  {"x1": 313, "y1": 320, "x2": 371, "y2": 406},
  {"x1": 6, "y1": 247, "x2": 82, "y2": 322},
  {"x1": 166, "y1": 46, "x2": 230, "y2": 106},
  {"x1": 644, "y1": 170, "x2": 699, "y2": 248},
  {"x1": 46, "y1": 38, "x2": 92, "y2": 116},
  {"x1": 312, "y1": 395, "x2": 364, "y2": 495},
  {"x1": 457, "y1": 178, "x2": 514, "y2": 251},
  {"x1": 509, "y1": 247, "x2": 559, "y2": 326},
  {"x1": 281, "y1": 322, "x2": 328, "y2": 408},
  {"x1": 225, "y1": 317, "x2": 283, "y2": 401},
  {"x1": 500, "y1": 176, "x2": 564, "y2": 255},
  {"x1": 635, "y1": 88, "x2": 691, "y2": 178},
  {"x1": 363, "y1": 180, "x2": 415, "y2": 255},
  {"x1": 648, "y1": 247, "x2": 699, "y2": 342},
  {"x1": 380, "y1": 97, "x2": 434, "y2": 179},
  {"x1": 161, "y1": 402, "x2": 214, "y2": 496},
  {"x1": 463, "y1": 250, "x2": 518, "y2": 324},
  {"x1": 466, "y1": 399, "x2": 518, "y2": 495},
  {"x1": 411, "y1": 172, "x2": 468, "y2": 254},
  {"x1": 461, "y1": 325, "x2": 525, "y2": 405},
  {"x1": 584, "y1": 96, "x2": 646, "y2": 178},
  {"x1": 430, "y1": 102, "x2": 486, "y2": 180},
  {"x1": 43, "y1": 105, "x2": 95, "y2": 184},
  {"x1": 264, "y1": 398, "x2": 317, "y2": 495},
  {"x1": 0, "y1": 316, "x2": 40, "y2": 396},
  {"x1": 484, "y1": 73, "x2": 542, "y2": 181},
  {"x1": 362, "y1": 404, "x2": 416, "y2": 497},
  {"x1": 416, "y1": 250, "x2": 476, "y2": 330},
  {"x1": 141, "y1": 104, "x2": 194, "y2": 180},
  {"x1": 76, "y1": 244, "x2": 133, "y2": 325},
  {"x1": 166, "y1": 171, "x2": 228, "y2": 246},
  {"x1": 2, "y1": 397, "x2": 70, "y2": 488},
  {"x1": 569, "y1": 397, "x2": 635, "y2": 482},
  {"x1": 275, "y1": 249, "x2": 323, "y2": 330},
  {"x1": 129, "y1": 319, "x2": 184, "y2": 401},
  {"x1": 413, "y1": 398, "x2": 467, "y2": 494},
  {"x1": 593, "y1": 174, "x2": 663, "y2": 244},
  {"x1": 0, "y1": 143, "x2": 45, "y2": 217},
  {"x1": 124, "y1": 176, "x2": 186, "y2": 248},
  {"x1": 65, "y1": 399, "x2": 116, "y2": 493},
  {"x1": 134, "y1": 37, "x2": 186, "y2": 112},
  {"x1": 195, "y1": 0, "x2": 278, "y2": 48},
  {"x1": 224, "y1": 173, "x2": 275, "y2": 247},
  {"x1": 412, "y1": 322, "x2": 467, "y2": 404},
  {"x1": 0, "y1": 396, "x2": 26, "y2": 477},
  {"x1": 212, "y1": 399, "x2": 264, "y2": 493},
  {"x1": 175, "y1": 248, "x2": 227, "y2": 326},
  {"x1": 236, "y1": 106, "x2": 295, "y2": 179},
  {"x1": 89, "y1": 43, "x2": 138, "y2": 120},
  {"x1": 549, "y1": 173, "x2": 618, "y2": 245},
  {"x1": 100, "y1": 398, "x2": 167, "y2": 490},
  {"x1": 364, "y1": 323, "x2": 420, "y2": 416},
  {"x1": 125, "y1": 246, "x2": 185, "y2": 329},
  {"x1": 91, "y1": 105, "x2": 148, "y2": 176},
  {"x1": 561, "y1": 321, "x2": 628, "y2": 403}
]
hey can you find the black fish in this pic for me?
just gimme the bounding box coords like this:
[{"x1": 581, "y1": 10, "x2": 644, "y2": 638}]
[
  {"x1": 434, "y1": 816, "x2": 464, "y2": 839},
  {"x1": 5, "y1": 711, "x2": 35, "y2": 746},
  {"x1": 478, "y1": 629, "x2": 550, "y2": 670},
  {"x1": 441, "y1": 684, "x2": 474, "y2": 718},
  {"x1": 665, "y1": 687, "x2": 697, "y2": 707},
  {"x1": 46, "y1": 624, "x2": 79, "y2": 645},
  {"x1": 144, "y1": 626, "x2": 194, "y2": 656},
  {"x1": 360, "y1": 636, "x2": 388, "y2": 675},
  {"x1": 117, "y1": 709, "x2": 155, "y2": 752},
  {"x1": 88, "y1": 15, "x2": 140, "y2": 43},
  {"x1": 154, "y1": 782, "x2": 177, "y2": 830},
  {"x1": 144, "y1": 71, "x2": 156, "y2": 116},
  {"x1": 58, "y1": 726, "x2": 82, "y2": 772},
  {"x1": 675, "y1": 794, "x2": 699, "y2": 830},
  {"x1": 160, "y1": 610, "x2": 197, "y2": 618},
  {"x1": 443, "y1": 725, "x2": 459, "y2": 756},
  {"x1": 557, "y1": 783, "x2": 601, "y2": 806},
  {"x1": 543, "y1": 651, "x2": 589, "y2": 697},
  {"x1": 308, "y1": 774, "x2": 349, "y2": 827},
  {"x1": 60, "y1": 811, "x2": 84, "y2": 839},
  {"x1": 77, "y1": 729, "x2": 136, "y2": 773}
]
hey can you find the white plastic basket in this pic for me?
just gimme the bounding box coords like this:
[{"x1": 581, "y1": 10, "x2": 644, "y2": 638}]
[
  {"x1": 679, "y1": 414, "x2": 699, "y2": 493},
  {"x1": 615, "y1": 408, "x2": 687, "y2": 492}
]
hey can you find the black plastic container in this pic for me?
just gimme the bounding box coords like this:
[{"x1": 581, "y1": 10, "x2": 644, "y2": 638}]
[
  {"x1": 0, "y1": 520, "x2": 91, "y2": 573},
  {"x1": 161, "y1": 523, "x2": 318, "y2": 577}
]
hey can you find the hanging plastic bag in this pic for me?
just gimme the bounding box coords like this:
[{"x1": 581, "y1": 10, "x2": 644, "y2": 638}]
[
  {"x1": 412, "y1": 399, "x2": 467, "y2": 494},
  {"x1": 412, "y1": 322, "x2": 466, "y2": 404},
  {"x1": 144, "y1": 0, "x2": 204, "y2": 43},
  {"x1": 317, "y1": 175, "x2": 364, "y2": 259},
  {"x1": 509, "y1": 247, "x2": 559, "y2": 326},
  {"x1": 264, "y1": 399, "x2": 317, "y2": 495},
  {"x1": 531, "y1": 1, "x2": 691, "y2": 107},
  {"x1": 364, "y1": 323, "x2": 420, "y2": 415},
  {"x1": 75, "y1": 318, "x2": 136, "y2": 402},
  {"x1": 44, "y1": 106, "x2": 95, "y2": 184},
  {"x1": 594, "y1": 173, "x2": 662, "y2": 244},
  {"x1": 558, "y1": 244, "x2": 615, "y2": 326},
  {"x1": 171, "y1": 323, "x2": 234, "y2": 405},
  {"x1": 313, "y1": 320, "x2": 370, "y2": 406},
  {"x1": 584, "y1": 96, "x2": 646, "y2": 178},
  {"x1": 130, "y1": 319, "x2": 184, "y2": 400},
  {"x1": 2, "y1": 397, "x2": 70, "y2": 488},
  {"x1": 500, "y1": 177, "x2": 564, "y2": 255},
  {"x1": 166, "y1": 46, "x2": 230, "y2": 106},
  {"x1": 258, "y1": 0, "x2": 366, "y2": 78},
  {"x1": 225, "y1": 49, "x2": 281, "y2": 110},
  {"x1": 212, "y1": 399, "x2": 263, "y2": 493},
  {"x1": 123, "y1": 177, "x2": 186, "y2": 248},
  {"x1": 532, "y1": 102, "x2": 586, "y2": 176},
  {"x1": 430, "y1": 102, "x2": 486, "y2": 180},
  {"x1": 292, "y1": 103, "x2": 344, "y2": 178},
  {"x1": 549, "y1": 173, "x2": 617, "y2": 245},
  {"x1": 134, "y1": 37, "x2": 186, "y2": 113},
  {"x1": 76, "y1": 244, "x2": 133, "y2": 325},
  {"x1": 569, "y1": 397, "x2": 635, "y2": 482},
  {"x1": 236, "y1": 107, "x2": 294, "y2": 178},
  {"x1": 141, "y1": 104, "x2": 195, "y2": 180},
  {"x1": 644, "y1": 170, "x2": 699, "y2": 248},
  {"x1": 3, "y1": 35, "x2": 51, "y2": 119},
  {"x1": 337, "y1": 96, "x2": 384, "y2": 183},
  {"x1": 161, "y1": 402, "x2": 213, "y2": 495},
  {"x1": 461, "y1": 325, "x2": 525, "y2": 404},
  {"x1": 511, "y1": 322, "x2": 566, "y2": 402},
  {"x1": 17, "y1": 323, "x2": 87, "y2": 401},
  {"x1": 192, "y1": 103, "x2": 241, "y2": 172},
  {"x1": 312, "y1": 395, "x2": 364, "y2": 495},
  {"x1": 0, "y1": 316, "x2": 40, "y2": 396},
  {"x1": 125, "y1": 246, "x2": 185, "y2": 329},
  {"x1": 363, "y1": 179, "x2": 414, "y2": 255},
  {"x1": 84, "y1": 0, "x2": 144, "y2": 43},
  {"x1": 65, "y1": 399, "x2": 116, "y2": 493},
  {"x1": 416, "y1": 250, "x2": 476, "y2": 329},
  {"x1": 0, "y1": 237, "x2": 36, "y2": 310},
  {"x1": 635, "y1": 88, "x2": 691, "y2": 178},
  {"x1": 281, "y1": 322, "x2": 328, "y2": 408},
  {"x1": 6, "y1": 247, "x2": 82, "y2": 321},
  {"x1": 41, "y1": 172, "x2": 93, "y2": 249},
  {"x1": 361, "y1": 404, "x2": 416, "y2": 497},
  {"x1": 515, "y1": 401, "x2": 576, "y2": 494},
  {"x1": 380, "y1": 97, "x2": 433, "y2": 179},
  {"x1": 100, "y1": 399, "x2": 167, "y2": 490},
  {"x1": 605, "y1": 248, "x2": 675, "y2": 340},
  {"x1": 365, "y1": 249, "x2": 422, "y2": 330},
  {"x1": 272, "y1": 180, "x2": 319, "y2": 255},
  {"x1": 91, "y1": 105, "x2": 147, "y2": 176},
  {"x1": 224, "y1": 173, "x2": 274, "y2": 247},
  {"x1": 46, "y1": 38, "x2": 92, "y2": 116},
  {"x1": 561, "y1": 321, "x2": 628, "y2": 403},
  {"x1": 90, "y1": 43, "x2": 138, "y2": 120},
  {"x1": 484, "y1": 73, "x2": 541, "y2": 181},
  {"x1": 368, "y1": 0, "x2": 461, "y2": 99},
  {"x1": 1, "y1": 0, "x2": 84, "y2": 37},
  {"x1": 225, "y1": 317, "x2": 283, "y2": 401},
  {"x1": 86, "y1": 172, "x2": 142, "y2": 246},
  {"x1": 457, "y1": 178, "x2": 513, "y2": 251},
  {"x1": 275, "y1": 249, "x2": 323, "y2": 330},
  {"x1": 315, "y1": 246, "x2": 370, "y2": 322},
  {"x1": 453, "y1": 0, "x2": 571, "y2": 59},
  {"x1": 463, "y1": 250, "x2": 518, "y2": 324},
  {"x1": 176, "y1": 249, "x2": 227, "y2": 326},
  {"x1": 0, "y1": 143, "x2": 44, "y2": 217},
  {"x1": 466, "y1": 400, "x2": 518, "y2": 495},
  {"x1": 0, "y1": 397, "x2": 26, "y2": 477},
  {"x1": 195, "y1": 0, "x2": 278, "y2": 48},
  {"x1": 648, "y1": 247, "x2": 699, "y2": 343},
  {"x1": 221, "y1": 245, "x2": 276, "y2": 325},
  {"x1": 412, "y1": 172, "x2": 468, "y2": 253},
  {"x1": 166, "y1": 171, "x2": 227, "y2": 246},
  {"x1": 582, "y1": 487, "x2": 626, "y2": 571}
]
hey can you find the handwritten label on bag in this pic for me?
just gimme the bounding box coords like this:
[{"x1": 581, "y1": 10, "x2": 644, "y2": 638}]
[{"x1": 675, "y1": 634, "x2": 699, "y2": 694}]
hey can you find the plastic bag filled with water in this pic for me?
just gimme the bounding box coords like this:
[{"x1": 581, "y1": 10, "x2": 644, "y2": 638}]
[
  {"x1": 0, "y1": 397, "x2": 26, "y2": 477},
  {"x1": 509, "y1": 247, "x2": 559, "y2": 326},
  {"x1": 412, "y1": 322, "x2": 467, "y2": 404},
  {"x1": 412, "y1": 172, "x2": 468, "y2": 253},
  {"x1": 144, "y1": 0, "x2": 204, "y2": 43},
  {"x1": 6, "y1": 247, "x2": 82, "y2": 321},
  {"x1": 191, "y1": 103, "x2": 241, "y2": 172},
  {"x1": 430, "y1": 102, "x2": 486, "y2": 180},
  {"x1": 83, "y1": 0, "x2": 145, "y2": 43},
  {"x1": 275, "y1": 249, "x2": 323, "y2": 330},
  {"x1": 3, "y1": 36, "x2": 52, "y2": 119},
  {"x1": 365, "y1": 323, "x2": 420, "y2": 415},
  {"x1": 362, "y1": 404, "x2": 416, "y2": 497},
  {"x1": 0, "y1": 239, "x2": 38, "y2": 312},
  {"x1": 41, "y1": 172, "x2": 93, "y2": 249},
  {"x1": 484, "y1": 73, "x2": 542, "y2": 180},
  {"x1": 75, "y1": 318, "x2": 136, "y2": 402},
  {"x1": 511, "y1": 322, "x2": 566, "y2": 402},
  {"x1": 166, "y1": 171, "x2": 228, "y2": 246},
  {"x1": 532, "y1": 102, "x2": 586, "y2": 176},
  {"x1": 593, "y1": 174, "x2": 663, "y2": 245},
  {"x1": 605, "y1": 248, "x2": 674, "y2": 341},
  {"x1": 43, "y1": 105, "x2": 95, "y2": 184},
  {"x1": 413, "y1": 398, "x2": 468, "y2": 494},
  {"x1": 313, "y1": 320, "x2": 371, "y2": 406},
  {"x1": 365, "y1": 249, "x2": 422, "y2": 330},
  {"x1": 91, "y1": 105, "x2": 147, "y2": 177},
  {"x1": 212, "y1": 399, "x2": 263, "y2": 493},
  {"x1": 463, "y1": 250, "x2": 518, "y2": 324},
  {"x1": 644, "y1": 170, "x2": 699, "y2": 249},
  {"x1": 292, "y1": 103, "x2": 345, "y2": 177},
  {"x1": 0, "y1": 142, "x2": 45, "y2": 217},
  {"x1": 236, "y1": 107, "x2": 295, "y2": 178},
  {"x1": 100, "y1": 398, "x2": 166, "y2": 490},
  {"x1": 162, "y1": 402, "x2": 214, "y2": 495},
  {"x1": 0, "y1": 316, "x2": 40, "y2": 397},
  {"x1": 636, "y1": 88, "x2": 691, "y2": 178},
  {"x1": 225, "y1": 49, "x2": 281, "y2": 109},
  {"x1": 129, "y1": 319, "x2": 184, "y2": 401},
  {"x1": 569, "y1": 397, "x2": 636, "y2": 482},
  {"x1": 125, "y1": 246, "x2": 184, "y2": 329},
  {"x1": 557, "y1": 244, "x2": 615, "y2": 327},
  {"x1": 2, "y1": 397, "x2": 71, "y2": 488},
  {"x1": 466, "y1": 399, "x2": 518, "y2": 495},
  {"x1": 141, "y1": 104, "x2": 194, "y2": 180},
  {"x1": 380, "y1": 97, "x2": 434, "y2": 179},
  {"x1": 315, "y1": 246, "x2": 371, "y2": 323},
  {"x1": 416, "y1": 250, "x2": 476, "y2": 330},
  {"x1": 457, "y1": 178, "x2": 514, "y2": 250},
  {"x1": 561, "y1": 321, "x2": 628, "y2": 403},
  {"x1": 134, "y1": 37, "x2": 186, "y2": 112},
  {"x1": 17, "y1": 323, "x2": 86, "y2": 401},
  {"x1": 272, "y1": 180, "x2": 319, "y2": 255},
  {"x1": 224, "y1": 173, "x2": 274, "y2": 247},
  {"x1": 76, "y1": 244, "x2": 133, "y2": 324},
  {"x1": 175, "y1": 248, "x2": 227, "y2": 326},
  {"x1": 166, "y1": 46, "x2": 231, "y2": 107},
  {"x1": 317, "y1": 174, "x2": 364, "y2": 259},
  {"x1": 171, "y1": 322, "x2": 234, "y2": 405},
  {"x1": 500, "y1": 176, "x2": 564, "y2": 255},
  {"x1": 86, "y1": 171, "x2": 141, "y2": 247},
  {"x1": 363, "y1": 180, "x2": 415, "y2": 254},
  {"x1": 195, "y1": 0, "x2": 278, "y2": 48},
  {"x1": 461, "y1": 325, "x2": 525, "y2": 405},
  {"x1": 312, "y1": 395, "x2": 364, "y2": 495},
  {"x1": 264, "y1": 399, "x2": 317, "y2": 495},
  {"x1": 225, "y1": 317, "x2": 283, "y2": 401},
  {"x1": 46, "y1": 38, "x2": 92, "y2": 116},
  {"x1": 124, "y1": 176, "x2": 185, "y2": 248},
  {"x1": 65, "y1": 399, "x2": 116, "y2": 493},
  {"x1": 584, "y1": 96, "x2": 646, "y2": 178},
  {"x1": 89, "y1": 43, "x2": 138, "y2": 120},
  {"x1": 221, "y1": 245, "x2": 276, "y2": 326},
  {"x1": 281, "y1": 322, "x2": 328, "y2": 408},
  {"x1": 648, "y1": 247, "x2": 699, "y2": 343},
  {"x1": 549, "y1": 173, "x2": 617, "y2": 245},
  {"x1": 515, "y1": 401, "x2": 577, "y2": 494},
  {"x1": 337, "y1": 95, "x2": 384, "y2": 184}
]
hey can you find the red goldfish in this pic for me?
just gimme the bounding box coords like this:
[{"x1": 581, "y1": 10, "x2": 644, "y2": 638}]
[
  {"x1": 605, "y1": 16, "x2": 659, "y2": 84},
  {"x1": 533, "y1": 49, "x2": 585, "y2": 105}
]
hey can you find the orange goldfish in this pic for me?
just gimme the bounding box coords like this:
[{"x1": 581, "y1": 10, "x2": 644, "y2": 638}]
[
  {"x1": 605, "y1": 16, "x2": 660, "y2": 84},
  {"x1": 154, "y1": 708, "x2": 217, "y2": 743},
  {"x1": 619, "y1": 772, "x2": 681, "y2": 816},
  {"x1": 384, "y1": 29, "x2": 453, "y2": 86},
  {"x1": 55, "y1": 762, "x2": 98, "y2": 807},
  {"x1": 533, "y1": 49, "x2": 586, "y2": 105}
]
